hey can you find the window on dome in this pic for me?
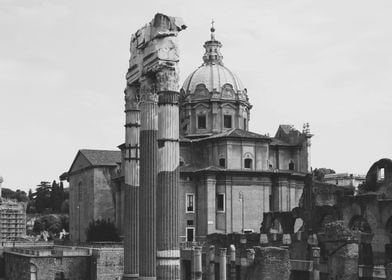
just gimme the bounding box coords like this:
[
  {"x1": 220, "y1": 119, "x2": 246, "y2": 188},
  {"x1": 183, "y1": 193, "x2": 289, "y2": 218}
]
[
  {"x1": 243, "y1": 119, "x2": 247, "y2": 130},
  {"x1": 197, "y1": 115, "x2": 206, "y2": 129},
  {"x1": 224, "y1": 115, "x2": 232, "y2": 129}
]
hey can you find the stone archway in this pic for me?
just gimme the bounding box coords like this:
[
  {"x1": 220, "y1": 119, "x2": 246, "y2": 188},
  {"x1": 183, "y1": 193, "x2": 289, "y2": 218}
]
[{"x1": 349, "y1": 215, "x2": 373, "y2": 265}]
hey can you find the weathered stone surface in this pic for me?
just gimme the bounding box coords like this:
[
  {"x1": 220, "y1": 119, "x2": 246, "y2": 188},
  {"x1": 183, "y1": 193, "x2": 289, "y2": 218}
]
[
  {"x1": 385, "y1": 263, "x2": 392, "y2": 280},
  {"x1": 246, "y1": 246, "x2": 290, "y2": 280}
]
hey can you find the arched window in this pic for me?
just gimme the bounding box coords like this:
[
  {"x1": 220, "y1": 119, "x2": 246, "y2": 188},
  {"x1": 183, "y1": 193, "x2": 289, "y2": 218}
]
[
  {"x1": 270, "y1": 219, "x2": 283, "y2": 234},
  {"x1": 349, "y1": 215, "x2": 372, "y2": 233},
  {"x1": 219, "y1": 158, "x2": 226, "y2": 168},
  {"x1": 289, "y1": 161, "x2": 295, "y2": 171},
  {"x1": 30, "y1": 264, "x2": 37, "y2": 280},
  {"x1": 244, "y1": 158, "x2": 252, "y2": 169}
]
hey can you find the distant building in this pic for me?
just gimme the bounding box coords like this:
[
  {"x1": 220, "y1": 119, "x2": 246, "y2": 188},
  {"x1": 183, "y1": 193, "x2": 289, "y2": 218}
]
[
  {"x1": 323, "y1": 173, "x2": 365, "y2": 193},
  {"x1": 0, "y1": 176, "x2": 26, "y2": 242},
  {"x1": 0, "y1": 199, "x2": 26, "y2": 242},
  {"x1": 63, "y1": 149, "x2": 120, "y2": 243}
]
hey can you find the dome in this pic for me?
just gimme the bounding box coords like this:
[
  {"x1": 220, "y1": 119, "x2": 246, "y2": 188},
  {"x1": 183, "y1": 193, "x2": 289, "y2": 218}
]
[
  {"x1": 182, "y1": 64, "x2": 245, "y2": 94},
  {"x1": 181, "y1": 26, "x2": 246, "y2": 95},
  {"x1": 179, "y1": 25, "x2": 251, "y2": 138}
]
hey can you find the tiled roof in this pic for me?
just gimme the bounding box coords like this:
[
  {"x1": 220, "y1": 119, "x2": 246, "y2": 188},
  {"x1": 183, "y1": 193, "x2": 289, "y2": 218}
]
[
  {"x1": 279, "y1": 125, "x2": 294, "y2": 135},
  {"x1": 192, "y1": 129, "x2": 270, "y2": 142},
  {"x1": 79, "y1": 149, "x2": 121, "y2": 166}
]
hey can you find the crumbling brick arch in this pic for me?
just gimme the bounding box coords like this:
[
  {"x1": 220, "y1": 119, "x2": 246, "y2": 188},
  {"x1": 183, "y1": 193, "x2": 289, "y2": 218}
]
[
  {"x1": 349, "y1": 215, "x2": 374, "y2": 265},
  {"x1": 349, "y1": 215, "x2": 372, "y2": 233},
  {"x1": 270, "y1": 218, "x2": 283, "y2": 234}
]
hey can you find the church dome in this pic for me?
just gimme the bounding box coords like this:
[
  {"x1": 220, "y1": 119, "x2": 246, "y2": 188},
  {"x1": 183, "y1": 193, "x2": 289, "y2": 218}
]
[
  {"x1": 181, "y1": 25, "x2": 246, "y2": 95},
  {"x1": 182, "y1": 64, "x2": 245, "y2": 94},
  {"x1": 179, "y1": 24, "x2": 251, "y2": 138}
]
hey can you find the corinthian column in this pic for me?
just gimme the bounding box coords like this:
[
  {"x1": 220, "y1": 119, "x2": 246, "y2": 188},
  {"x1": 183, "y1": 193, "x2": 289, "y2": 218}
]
[
  {"x1": 156, "y1": 67, "x2": 180, "y2": 280},
  {"x1": 123, "y1": 84, "x2": 140, "y2": 280},
  {"x1": 139, "y1": 77, "x2": 158, "y2": 280}
]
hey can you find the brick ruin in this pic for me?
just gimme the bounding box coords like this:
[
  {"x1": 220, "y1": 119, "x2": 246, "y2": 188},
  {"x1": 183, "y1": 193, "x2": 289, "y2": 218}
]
[{"x1": 178, "y1": 158, "x2": 392, "y2": 280}]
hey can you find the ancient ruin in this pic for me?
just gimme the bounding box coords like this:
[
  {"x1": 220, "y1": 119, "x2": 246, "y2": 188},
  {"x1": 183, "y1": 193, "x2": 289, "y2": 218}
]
[{"x1": 123, "y1": 13, "x2": 186, "y2": 280}]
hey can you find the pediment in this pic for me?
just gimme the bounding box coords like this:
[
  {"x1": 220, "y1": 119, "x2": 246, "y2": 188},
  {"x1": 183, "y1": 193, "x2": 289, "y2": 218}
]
[{"x1": 69, "y1": 152, "x2": 92, "y2": 173}]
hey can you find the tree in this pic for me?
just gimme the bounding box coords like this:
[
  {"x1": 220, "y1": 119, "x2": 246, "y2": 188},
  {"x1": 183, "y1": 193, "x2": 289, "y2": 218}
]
[
  {"x1": 1, "y1": 188, "x2": 28, "y2": 202},
  {"x1": 60, "y1": 199, "x2": 69, "y2": 214},
  {"x1": 34, "y1": 181, "x2": 52, "y2": 213},
  {"x1": 50, "y1": 180, "x2": 63, "y2": 212},
  {"x1": 32, "y1": 214, "x2": 69, "y2": 236},
  {"x1": 86, "y1": 219, "x2": 120, "y2": 242},
  {"x1": 28, "y1": 189, "x2": 33, "y2": 200}
]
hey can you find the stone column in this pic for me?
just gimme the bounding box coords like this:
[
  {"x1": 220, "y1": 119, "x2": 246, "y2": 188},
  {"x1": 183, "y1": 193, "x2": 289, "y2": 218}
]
[
  {"x1": 156, "y1": 67, "x2": 181, "y2": 280},
  {"x1": 218, "y1": 248, "x2": 227, "y2": 280},
  {"x1": 240, "y1": 249, "x2": 255, "y2": 280},
  {"x1": 123, "y1": 85, "x2": 140, "y2": 280},
  {"x1": 229, "y1": 245, "x2": 236, "y2": 280},
  {"x1": 310, "y1": 247, "x2": 320, "y2": 280},
  {"x1": 139, "y1": 77, "x2": 158, "y2": 280},
  {"x1": 192, "y1": 246, "x2": 202, "y2": 280},
  {"x1": 209, "y1": 246, "x2": 215, "y2": 280}
]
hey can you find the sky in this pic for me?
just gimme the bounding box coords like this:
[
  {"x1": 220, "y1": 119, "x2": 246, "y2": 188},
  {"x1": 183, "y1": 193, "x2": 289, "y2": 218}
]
[{"x1": 0, "y1": 0, "x2": 391, "y2": 192}]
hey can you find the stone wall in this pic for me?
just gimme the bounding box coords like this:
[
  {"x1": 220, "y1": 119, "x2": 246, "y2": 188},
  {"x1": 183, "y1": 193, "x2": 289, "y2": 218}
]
[
  {"x1": 4, "y1": 252, "x2": 90, "y2": 280},
  {"x1": 69, "y1": 168, "x2": 95, "y2": 243},
  {"x1": 69, "y1": 166, "x2": 116, "y2": 243},
  {"x1": 246, "y1": 247, "x2": 291, "y2": 280},
  {"x1": 91, "y1": 247, "x2": 124, "y2": 280}
]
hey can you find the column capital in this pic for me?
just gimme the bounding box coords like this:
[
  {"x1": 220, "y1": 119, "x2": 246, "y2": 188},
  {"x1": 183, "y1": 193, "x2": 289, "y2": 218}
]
[
  {"x1": 218, "y1": 248, "x2": 227, "y2": 257},
  {"x1": 155, "y1": 67, "x2": 180, "y2": 92}
]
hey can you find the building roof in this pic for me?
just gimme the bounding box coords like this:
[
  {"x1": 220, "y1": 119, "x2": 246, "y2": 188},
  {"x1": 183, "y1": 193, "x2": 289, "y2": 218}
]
[
  {"x1": 189, "y1": 129, "x2": 270, "y2": 142},
  {"x1": 79, "y1": 149, "x2": 121, "y2": 166}
]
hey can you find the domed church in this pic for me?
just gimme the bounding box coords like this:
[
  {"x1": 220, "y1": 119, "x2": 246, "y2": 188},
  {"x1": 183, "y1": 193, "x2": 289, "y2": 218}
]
[
  {"x1": 65, "y1": 26, "x2": 313, "y2": 243},
  {"x1": 175, "y1": 27, "x2": 313, "y2": 242}
]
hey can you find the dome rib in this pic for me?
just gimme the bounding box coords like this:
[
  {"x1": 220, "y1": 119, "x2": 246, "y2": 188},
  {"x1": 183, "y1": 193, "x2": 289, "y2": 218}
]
[{"x1": 182, "y1": 64, "x2": 244, "y2": 94}]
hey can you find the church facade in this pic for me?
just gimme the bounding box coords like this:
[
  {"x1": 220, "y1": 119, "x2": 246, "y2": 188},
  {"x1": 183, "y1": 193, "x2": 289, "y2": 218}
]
[{"x1": 66, "y1": 28, "x2": 312, "y2": 244}]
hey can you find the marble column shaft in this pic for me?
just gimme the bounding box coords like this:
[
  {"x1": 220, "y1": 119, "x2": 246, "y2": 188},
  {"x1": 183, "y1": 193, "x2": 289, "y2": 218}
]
[
  {"x1": 219, "y1": 248, "x2": 227, "y2": 280},
  {"x1": 140, "y1": 82, "x2": 158, "y2": 280},
  {"x1": 123, "y1": 85, "x2": 140, "y2": 280},
  {"x1": 156, "y1": 68, "x2": 180, "y2": 280}
]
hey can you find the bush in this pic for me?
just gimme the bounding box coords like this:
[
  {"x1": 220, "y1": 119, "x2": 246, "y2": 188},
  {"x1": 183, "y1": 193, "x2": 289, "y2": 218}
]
[
  {"x1": 32, "y1": 214, "x2": 69, "y2": 236},
  {"x1": 86, "y1": 219, "x2": 120, "y2": 242}
]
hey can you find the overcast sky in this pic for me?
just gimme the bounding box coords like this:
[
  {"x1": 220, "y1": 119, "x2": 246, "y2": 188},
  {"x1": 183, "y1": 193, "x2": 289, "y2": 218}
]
[{"x1": 1, "y1": 0, "x2": 391, "y2": 191}]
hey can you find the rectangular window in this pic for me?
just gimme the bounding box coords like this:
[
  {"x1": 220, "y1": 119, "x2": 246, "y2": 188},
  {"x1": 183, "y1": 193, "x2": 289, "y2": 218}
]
[
  {"x1": 186, "y1": 193, "x2": 195, "y2": 213},
  {"x1": 243, "y1": 119, "x2": 247, "y2": 130},
  {"x1": 186, "y1": 227, "x2": 195, "y2": 242},
  {"x1": 198, "y1": 115, "x2": 206, "y2": 129},
  {"x1": 224, "y1": 115, "x2": 232, "y2": 128},
  {"x1": 217, "y1": 193, "x2": 225, "y2": 212}
]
